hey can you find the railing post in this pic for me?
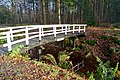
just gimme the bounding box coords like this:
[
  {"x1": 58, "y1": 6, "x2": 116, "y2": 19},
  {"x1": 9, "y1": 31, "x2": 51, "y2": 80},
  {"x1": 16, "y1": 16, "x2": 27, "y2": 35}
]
[
  {"x1": 65, "y1": 26, "x2": 67, "y2": 36},
  {"x1": 62, "y1": 26, "x2": 64, "y2": 32},
  {"x1": 7, "y1": 32, "x2": 12, "y2": 51},
  {"x1": 68, "y1": 26, "x2": 70, "y2": 31},
  {"x1": 10, "y1": 28, "x2": 13, "y2": 41},
  {"x1": 25, "y1": 27, "x2": 29, "y2": 46},
  {"x1": 39, "y1": 27, "x2": 41, "y2": 41},
  {"x1": 79, "y1": 26, "x2": 81, "y2": 33},
  {"x1": 42, "y1": 27, "x2": 44, "y2": 37},
  {"x1": 73, "y1": 26, "x2": 75, "y2": 33},
  {"x1": 84, "y1": 25, "x2": 86, "y2": 32},
  {"x1": 54, "y1": 26, "x2": 56, "y2": 38}
]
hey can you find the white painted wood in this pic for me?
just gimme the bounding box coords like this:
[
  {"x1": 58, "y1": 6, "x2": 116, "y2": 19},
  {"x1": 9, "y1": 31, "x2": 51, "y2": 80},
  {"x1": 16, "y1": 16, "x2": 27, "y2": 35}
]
[
  {"x1": 0, "y1": 24, "x2": 87, "y2": 51},
  {"x1": 54, "y1": 26, "x2": 56, "y2": 38},
  {"x1": 3, "y1": 38, "x2": 26, "y2": 47},
  {"x1": 11, "y1": 29, "x2": 26, "y2": 33},
  {"x1": 29, "y1": 35, "x2": 39, "y2": 39},
  {"x1": 12, "y1": 33, "x2": 25, "y2": 37},
  {"x1": 42, "y1": 27, "x2": 44, "y2": 36},
  {"x1": 84, "y1": 26, "x2": 86, "y2": 32},
  {"x1": 0, "y1": 32, "x2": 8, "y2": 35},
  {"x1": 62, "y1": 26, "x2": 64, "y2": 32},
  {"x1": 39, "y1": 27, "x2": 41, "y2": 41},
  {"x1": 79, "y1": 26, "x2": 81, "y2": 33},
  {"x1": 28, "y1": 27, "x2": 38, "y2": 30},
  {"x1": 73, "y1": 26, "x2": 75, "y2": 33},
  {"x1": 56, "y1": 37, "x2": 64, "y2": 41},
  {"x1": 25, "y1": 27, "x2": 29, "y2": 45},
  {"x1": 6, "y1": 32, "x2": 11, "y2": 51},
  {"x1": 0, "y1": 36, "x2": 7, "y2": 39},
  {"x1": 65, "y1": 26, "x2": 67, "y2": 35},
  {"x1": 10, "y1": 28, "x2": 14, "y2": 41}
]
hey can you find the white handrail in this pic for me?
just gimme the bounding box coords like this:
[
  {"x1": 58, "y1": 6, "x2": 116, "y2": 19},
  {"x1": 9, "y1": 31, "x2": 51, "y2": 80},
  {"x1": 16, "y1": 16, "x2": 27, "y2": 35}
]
[{"x1": 0, "y1": 24, "x2": 87, "y2": 51}]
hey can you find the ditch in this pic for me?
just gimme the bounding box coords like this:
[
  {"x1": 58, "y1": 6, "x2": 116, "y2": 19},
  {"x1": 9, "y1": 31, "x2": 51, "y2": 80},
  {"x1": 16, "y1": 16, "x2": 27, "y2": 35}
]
[
  {"x1": 27, "y1": 34, "x2": 98, "y2": 75},
  {"x1": 27, "y1": 30, "x2": 120, "y2": 79}
]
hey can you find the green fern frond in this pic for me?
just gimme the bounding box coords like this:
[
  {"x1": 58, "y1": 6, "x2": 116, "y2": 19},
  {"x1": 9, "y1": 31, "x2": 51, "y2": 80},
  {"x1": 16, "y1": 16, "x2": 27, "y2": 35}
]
[{"x1": 42, "y1": 54, "x2": 57, "y2": 65}]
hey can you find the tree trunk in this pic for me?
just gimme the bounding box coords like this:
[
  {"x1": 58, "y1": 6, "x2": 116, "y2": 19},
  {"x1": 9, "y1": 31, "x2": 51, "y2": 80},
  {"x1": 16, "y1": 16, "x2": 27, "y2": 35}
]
[
  {"x1": 57, "y1": 0, "x2": 61, "y2": 24},
  {"x1": 42, "y1": 0, "x2": 46, "y2": 24}
]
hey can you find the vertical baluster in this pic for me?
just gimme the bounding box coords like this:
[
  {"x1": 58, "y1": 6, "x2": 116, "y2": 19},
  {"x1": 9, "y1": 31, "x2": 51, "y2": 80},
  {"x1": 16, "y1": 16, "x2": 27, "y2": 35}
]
[
  {"x1": 42, "y1": 27, "x2": 44, "y2": 36},
  {"x1": 10, "y1": 28, "x2": 13, "y2": 41},
  {"x1": 84, "y1": 25, "x2": 86, "y2": 32},
  {"x1": 25, "y1": 27, "x2": 29, "y2": 46},
  {"x1": 65, "y1": 26, "x2": 67, "y2": 36},
  {"x1": 54, "y1": 26, "x2": 56, "y2": 38},
  {"x1": 79, "y1": 26, "x2": 81, "y2": 33},
  {"x1": 62, "y1": 26, "x2": 63, "y2": 32},
  {"x1": 73, "y1": 26, "x2": 75, "y2": 33},
  {"x1": 7, "y1": 32, "x2": 12, "y2": 51},
  {"x1": 39, "y1": 27, "x2": 41, "y2": 41}
]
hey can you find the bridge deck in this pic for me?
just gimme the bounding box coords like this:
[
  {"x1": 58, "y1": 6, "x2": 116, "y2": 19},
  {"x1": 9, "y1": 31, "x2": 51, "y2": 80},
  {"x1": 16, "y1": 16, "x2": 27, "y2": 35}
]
[{"x1": 0, "y1": 32, "x2": 79, "y2": 54}]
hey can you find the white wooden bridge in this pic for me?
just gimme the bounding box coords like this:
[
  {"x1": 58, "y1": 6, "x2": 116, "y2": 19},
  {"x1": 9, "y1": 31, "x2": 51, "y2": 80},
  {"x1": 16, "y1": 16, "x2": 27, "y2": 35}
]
[{"x1": 0, "y1": 24, "x2": 87, "y2": 53}]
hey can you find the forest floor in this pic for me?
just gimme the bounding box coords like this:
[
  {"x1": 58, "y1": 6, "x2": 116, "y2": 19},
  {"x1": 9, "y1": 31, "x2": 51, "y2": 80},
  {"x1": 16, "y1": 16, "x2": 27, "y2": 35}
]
[
  {"x1": 0, "y1": 55, "x2": 84, "y2": 80},
  {"x1": 41, "y1": 27, "x2": 120, "y2": 78},
  {"x1": 1, "y1": 27, "x2": 120, "y2": 79}
]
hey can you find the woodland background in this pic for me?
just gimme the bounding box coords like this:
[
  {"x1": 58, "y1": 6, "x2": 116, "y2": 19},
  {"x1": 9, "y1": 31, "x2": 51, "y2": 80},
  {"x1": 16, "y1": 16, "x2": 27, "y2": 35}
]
[{"x1": 0, "y1": 0, "x2": 120, "y2": 26}]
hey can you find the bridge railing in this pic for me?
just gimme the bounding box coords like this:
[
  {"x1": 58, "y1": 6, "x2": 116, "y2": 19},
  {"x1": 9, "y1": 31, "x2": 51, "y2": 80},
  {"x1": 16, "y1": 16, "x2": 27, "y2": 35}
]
[{"x1": 0, "y1": 24, "x2": 87, "y2": 51}]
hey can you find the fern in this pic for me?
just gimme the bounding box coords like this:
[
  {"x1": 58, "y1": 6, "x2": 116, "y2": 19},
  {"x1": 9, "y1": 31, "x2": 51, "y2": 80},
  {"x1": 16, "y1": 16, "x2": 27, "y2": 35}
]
[
  {"x1": 88, "y1": 72, "x2": 95, "y2": 80},
  {"x1": 95, "y1": 57, "x2": 119, "y2": 80},
  {"x1": 58, "y1": 54, "x2": 70, "y2": 63},
  {"x1": 42, "y1": 50, "x2": 73, "y2": 69},
  {"x1": 111, "y1": 62, "x2": 119, "y2": 77},
  {"x1": 42, "y1": 54, "x2": 57, "y2": 65}
]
